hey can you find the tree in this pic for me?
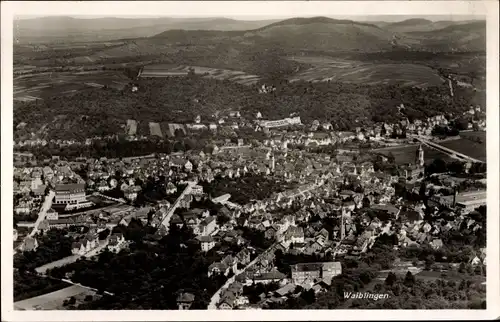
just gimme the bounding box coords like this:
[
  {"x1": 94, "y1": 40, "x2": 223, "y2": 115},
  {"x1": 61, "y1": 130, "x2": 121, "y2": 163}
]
[
  {"x1": 387, "y1": 152, "x2": 395, "y2": 164},
  {"x1": 385, "y1": 272, "x2": 397, "y2": 286},
  {"x1": 68, "y1": 296, "x2": 76, "y2": 305},
  {"x1": 425, "y1": 255, "x2": 435, "y2": 270},
  {"x1": 426, "y1": 158, "x2": 447, "y2": 175},
  {"x1": 404, "y1": 271, "x2": 415, "y2": 287}
]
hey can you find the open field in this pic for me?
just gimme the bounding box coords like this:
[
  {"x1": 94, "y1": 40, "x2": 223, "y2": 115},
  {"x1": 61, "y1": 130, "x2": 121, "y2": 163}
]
[
  {"x1": 14, "y1": 70, "x2": 130, "y2": 101},
  {"x1": 14, "y1": 284, "x2": 98, "y2": 310},
  {"x1": 149, "y1": 122, "x2": 163, "y2": 137},
  {"x1": 288, "y1": 56, "x2": 445, "y2": 87},
  {"x1": 126, "y1": 119, "x2": 137, "y2": 136},
  {"x1": 141, "y1": 64, "x2": 261, "y2": 85},
  {"x1": 373, "y1": 144, "x2": 451, "y2": 165},
  {"x1": 440, "y1": 134, "x2": 486, "y2": 162},
  {"x1": 415, "y1": 270, "x2": 486, "y2": 284}
]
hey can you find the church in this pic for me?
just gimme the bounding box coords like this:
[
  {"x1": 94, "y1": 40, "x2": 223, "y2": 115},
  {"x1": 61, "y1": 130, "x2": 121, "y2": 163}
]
[{"x1": 401, "y1": 144, "x2": 425, "y2": 182}]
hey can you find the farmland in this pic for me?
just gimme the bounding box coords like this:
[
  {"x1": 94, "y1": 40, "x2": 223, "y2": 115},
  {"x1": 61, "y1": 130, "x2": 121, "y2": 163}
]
[
  {"x1": 141, "y1": 64, "x2": 261, "y2": 85},
  {"x1": 126, "y1": 119, "x2": 137, "y2": 136},
  {"x1": 288, "y1": 56, "x2": 445, "y2": 87},
  {"x1": 148, "y1": 122, "x2": 163, "y2": 137},
  {"x1": 14, "y1": 70, "x2": 130, "y2": 102}
]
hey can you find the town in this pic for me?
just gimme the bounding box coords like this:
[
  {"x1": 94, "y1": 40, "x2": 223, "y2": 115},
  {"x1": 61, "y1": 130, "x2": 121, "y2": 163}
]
[
  {"x1": 13, "y1": 106, "x2": 487, "y2": 310},
  {"x1": 9, "y1": 9, "x2": 492, "y2": 313}
]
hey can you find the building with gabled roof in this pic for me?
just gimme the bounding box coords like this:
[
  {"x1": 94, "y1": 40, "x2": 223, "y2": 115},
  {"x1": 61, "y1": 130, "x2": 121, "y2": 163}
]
[{"x1": 291, "y1": 261, "x2": 342, "y2": 284}]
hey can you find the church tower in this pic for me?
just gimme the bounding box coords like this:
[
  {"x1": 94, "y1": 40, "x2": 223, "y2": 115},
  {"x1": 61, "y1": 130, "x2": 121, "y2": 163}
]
[
  {"x1": 416, "y1": 144, "x2": 424, "y2": 167},
  {"x1": 270, "y1": 153, "x2": 275, "y2": 172},
  {"x1": 340, "y1": 214, "x2": 345, "y2": 241}
]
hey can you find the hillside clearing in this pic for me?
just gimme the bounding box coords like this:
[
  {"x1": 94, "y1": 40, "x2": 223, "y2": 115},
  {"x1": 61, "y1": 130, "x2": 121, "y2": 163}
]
[
  {"x1": 141, "y1": 64, "x2": 261, "y2": 85},
  {"x1": 288, "y1": 56, "x2": 445, "y2": 87},
  {"x1": 126, "y1": 119, "x2": 137, "y2": 136},
  {"x1": 149, "y1": 122, "x2": 163, "y2": 137}
]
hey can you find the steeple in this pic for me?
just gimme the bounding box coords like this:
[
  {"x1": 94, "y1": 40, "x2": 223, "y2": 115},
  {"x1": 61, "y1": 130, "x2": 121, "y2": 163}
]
[
  {"x1": 416, "y1": 144, "x2": 424, "y2": 167},
  {"x1": 340, "y1": 214, "x2": 345, "y2": 241},
  {"x1": 270, "y1": 152, "x2": 275, "y2": 172}
]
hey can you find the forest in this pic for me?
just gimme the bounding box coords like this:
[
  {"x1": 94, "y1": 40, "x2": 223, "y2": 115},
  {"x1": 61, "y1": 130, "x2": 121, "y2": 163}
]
[
  {"x1": 14, "y1": 228, "x2": 73, "y2": 272},
  {"x1": 47, "y1": 224, "x2": 228, "y2": 309},
  {"x1": 14, "y1": 70, "x2": 483, "y2": 142},
  {"x1": 14, "y1": 271, "x2": 71, "y2": 302}
]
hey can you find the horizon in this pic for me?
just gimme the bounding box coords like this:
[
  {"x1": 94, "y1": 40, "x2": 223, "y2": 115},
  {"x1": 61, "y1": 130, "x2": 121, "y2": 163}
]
[{"x1": 15, "y1": 14, "x2": 485, "y2": 23}]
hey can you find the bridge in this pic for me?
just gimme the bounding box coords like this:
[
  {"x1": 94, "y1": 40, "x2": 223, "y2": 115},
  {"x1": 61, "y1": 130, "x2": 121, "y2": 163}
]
[
  {"x1": 412, "y1": 135, "x2": 485, "y2": 164},
  {"x1": 159, "y1": 181, "x2": 198, "y2": 232}
]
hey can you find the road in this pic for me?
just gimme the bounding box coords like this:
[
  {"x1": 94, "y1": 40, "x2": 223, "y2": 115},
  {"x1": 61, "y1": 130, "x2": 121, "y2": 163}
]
[
  {"x1": 413, "y1": 135, "x2": 485, "y2": 163},
  {"x1": 159, "y1": 181, "x2": 197, "y2": 231},
  {"x1": 29, "y1": 190, "x2": 55, "y2": 237},
  {"x1": 16, "y1": 190, "x2": 55, "y2": 253},
  {"x1": 208, "y1": 242, "x2": 278, "y2": 309},
  {"x1": 36, "y1": 240, "x2": 109, "y2": 274}
]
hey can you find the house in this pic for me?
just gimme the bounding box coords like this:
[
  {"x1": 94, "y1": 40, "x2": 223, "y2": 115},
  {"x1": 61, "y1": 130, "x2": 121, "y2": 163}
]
[
  {"x1": 371, "y1": 204, "x2": 400, "y2": 218},
  {"x1": 45, "y1": 208, "x2": 59, "y2": 220},
  {"x1": 198, "y1": 216, "x2": 217, "y2": 236},
  {"x1": 315, "y1": 228, "x2": 329, "y2": 246},
  {"x1": 274, "y1": 283, "x2": 297, "y2": 297},
  {"x1": 71, "y1": 235, "x2": 99, "y2": 255},
  {"x1": 165, "y1": 182, "x2": 177, "y2": 195},
  {"x1": 218, "y1": 291, "x2": 236, "y2": 309},
  {"x1": 265, "y1": 225, "x2": 278, "y2": 240},
  {"x1": 170, "y1": 214, "x2": 184, "y2": 228},
  {"x1": 198, "y1": 235, "x2": 216, "y2": 252},
  {"x1": 108, "y1": 233, "x2": 125, "y2": 253},
  {"x1": 399, "y1": 210, "x2": 424, "y2": 225},
  {"x1": 177, "y1": 292, "x2": 195, "y2": 310},
  {"x1": 182, "y1": 212, "x2": 200, "y2": 231},
  {"x1": 470, "y1": 256, "x2": 482, "y2": 266},
  {"x1": 14, "y1": 201, "x2": 31, "y2": 214},
  {"x1": 208, "y1": 255, "x2": 237, "y2": 277},
  {"x1": 291, "y1": 261, "x2": 342, "y2": 284},
  {"x1": 190, "y1": 184, "x2": 204, "y2": 195},
  {"x1": 236, "y1": 248, "x2": 251, "y2": 266},
  {"x1": 430, "y1": 238, "x2": 443, "y2": 250},
  {"x1": 282, "y1": 226, "x2": 305, "y2": 246},
  {"x1": 252, "y1": 270, "x2": 287, "y2": 284}
]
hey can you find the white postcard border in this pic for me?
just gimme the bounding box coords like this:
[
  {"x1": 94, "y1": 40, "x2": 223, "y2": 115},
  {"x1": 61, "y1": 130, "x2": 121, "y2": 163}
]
[{"x1": 2, "y1": 1, "x2": 499, "y2": 321}]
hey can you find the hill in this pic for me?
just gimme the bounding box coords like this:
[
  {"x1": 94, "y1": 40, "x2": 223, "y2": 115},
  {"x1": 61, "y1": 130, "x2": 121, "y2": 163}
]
[
  {"x1": 405, "y1": 21, "x2": 486, "y2": 51},
  {"x1": 388, "y1": 18, "x2": 433, "y2": 27},
  {"x1": 152, "y1": 16, "x2": 399, "y2": 52},
  {"x1": 385, "y1": 18, "x2": 483, "y2": 33},
  {"x1": 14, "y1": 16, "x2": 279, "y2": 43},
  {"x1": 257, "y1": 16, "x2": 382, "y2": 30}
]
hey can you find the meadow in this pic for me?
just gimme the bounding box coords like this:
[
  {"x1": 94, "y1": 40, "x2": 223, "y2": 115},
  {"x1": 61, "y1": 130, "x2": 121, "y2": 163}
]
[
  {"x1": 141, "y1": 64, "x2": 261, "y2": 85},
  {"x1": 440, "y1": 131, "x2": 486, "y2": 162},
  {"x1": 288, "y1": 56, "x2": 445, "y2": 87},
  {"x1": 14, "y1": 70, "x2": 130, "y2": 101}
]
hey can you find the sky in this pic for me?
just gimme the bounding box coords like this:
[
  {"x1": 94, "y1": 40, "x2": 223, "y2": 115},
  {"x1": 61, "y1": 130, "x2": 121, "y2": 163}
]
[
  {"x1": 9, "y1": 1, "x2": 488, "y2": 21},
  {"x1": 15, "y1": 14, "x2": 483, "y2": 22}
]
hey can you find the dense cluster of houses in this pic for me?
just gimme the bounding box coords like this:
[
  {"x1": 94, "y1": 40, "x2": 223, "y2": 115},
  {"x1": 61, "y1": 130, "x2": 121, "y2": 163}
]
[{"x1": 12, "y1": 106, "x2": 487, "y2": 310}]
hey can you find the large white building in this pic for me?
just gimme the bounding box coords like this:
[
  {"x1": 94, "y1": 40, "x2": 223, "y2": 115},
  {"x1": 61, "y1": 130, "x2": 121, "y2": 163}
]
[{"x1": 54, "y1": 183, "x2": 93, "y2": 210}]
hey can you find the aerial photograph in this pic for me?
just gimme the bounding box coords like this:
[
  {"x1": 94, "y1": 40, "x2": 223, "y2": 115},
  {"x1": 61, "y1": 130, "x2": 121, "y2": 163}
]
[{"x1": 11, "y1": 11, "x2": 487, "y2": 311}]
